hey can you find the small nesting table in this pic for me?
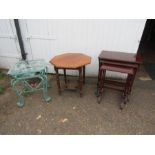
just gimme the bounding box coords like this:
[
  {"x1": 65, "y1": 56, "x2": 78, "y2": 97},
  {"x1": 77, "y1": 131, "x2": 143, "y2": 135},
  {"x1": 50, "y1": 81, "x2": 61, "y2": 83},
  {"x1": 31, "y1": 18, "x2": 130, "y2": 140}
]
[
  {"x1": 97, "y1": 50, "x2": 142, "y2": 109},
  {"x1": 50, "y1": 53, "x2": 91, "y2": 96},
  {"x1": 8, "y1": 60, "x2": 51, "y2": 107}
]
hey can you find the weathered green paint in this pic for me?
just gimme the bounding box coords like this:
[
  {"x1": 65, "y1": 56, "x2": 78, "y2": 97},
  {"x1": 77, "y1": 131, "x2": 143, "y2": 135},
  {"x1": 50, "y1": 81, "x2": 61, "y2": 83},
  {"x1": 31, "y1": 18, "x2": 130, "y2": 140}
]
[{"x1": 8, "y1": 60, "x2": 51, "y2": 107}]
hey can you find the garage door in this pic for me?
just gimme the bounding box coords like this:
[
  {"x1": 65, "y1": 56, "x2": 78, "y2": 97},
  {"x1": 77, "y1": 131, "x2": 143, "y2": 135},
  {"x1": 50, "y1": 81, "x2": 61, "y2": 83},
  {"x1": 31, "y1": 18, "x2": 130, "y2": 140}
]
[
  {"x1": 19, "y1": 19, "x2": 146, "y2": 75},
  {"x1": 0, "y1": 19, "x2": 21, "y2": 69}
]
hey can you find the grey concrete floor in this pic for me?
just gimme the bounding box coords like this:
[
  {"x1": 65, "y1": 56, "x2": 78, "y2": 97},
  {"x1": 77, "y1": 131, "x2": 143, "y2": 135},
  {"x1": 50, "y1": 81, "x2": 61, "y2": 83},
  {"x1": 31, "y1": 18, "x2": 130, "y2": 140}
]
[{"x1": 0, "y1": 66, "x2": 155, "y2": 134}]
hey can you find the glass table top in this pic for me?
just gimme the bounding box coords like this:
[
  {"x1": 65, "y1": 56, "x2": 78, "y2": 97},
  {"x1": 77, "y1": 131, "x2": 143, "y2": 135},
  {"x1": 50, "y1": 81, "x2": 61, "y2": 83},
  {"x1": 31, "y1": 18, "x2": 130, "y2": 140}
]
[{"x1": 8, "y1": 59, "x2": 47, "y2": 77}]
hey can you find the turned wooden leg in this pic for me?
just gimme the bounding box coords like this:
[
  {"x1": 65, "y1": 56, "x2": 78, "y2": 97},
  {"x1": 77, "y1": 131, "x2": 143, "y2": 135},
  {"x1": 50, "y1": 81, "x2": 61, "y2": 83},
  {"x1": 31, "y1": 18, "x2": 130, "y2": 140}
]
[
  {"x1": 120, "y1": 74, "x2": 131, "y2": 110},
  {"x1": 126, "y1": 74, "x2": 132, "y2": 98},
  {"x1": 83, "y1": 66, "x2": 85, "y2": 84},
  {"x1": 96, "y1": 61, "x2": 102, "y2": 96},
  {"x1": 128, "y1": 68, "x2": 137, "y2": 94},
  {"x1": 63, "y1": 69, "x2": 67, "y2": 88},
  {"x1": 127, "y1": 74, "x2": 131, "y2": 95},
  {"x1": 79, "y1": 67, "x2": 83, "y2": 97},
  {"x1": 97, "y1": 69, "x2": 106, "y2": 103},
  {"x1": 54, "y1": 67, "x2": 61, "y2": 95},
  {"x1": 97, "y1": 61, "x2": 102, "y2": 86}
]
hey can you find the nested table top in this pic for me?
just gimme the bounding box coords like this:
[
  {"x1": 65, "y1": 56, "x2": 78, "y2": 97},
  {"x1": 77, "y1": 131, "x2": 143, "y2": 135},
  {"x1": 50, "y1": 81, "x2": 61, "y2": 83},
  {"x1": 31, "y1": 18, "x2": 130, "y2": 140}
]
[
  {"x1": 99, "y1": 50, "x2": 142, "y2": 64},
  {"x1": 50, "y1": 53, "x2": 91, "y2": 68}
]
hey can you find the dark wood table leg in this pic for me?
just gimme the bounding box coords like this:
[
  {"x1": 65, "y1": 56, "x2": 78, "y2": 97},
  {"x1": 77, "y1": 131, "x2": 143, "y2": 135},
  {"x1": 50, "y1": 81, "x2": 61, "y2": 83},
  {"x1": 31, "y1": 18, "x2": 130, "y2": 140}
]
[
  {"x1": 79, "y1": 67, "x2": 83, "y2": 97},
  {"x1": 120, "y1": 73, "x2": 131, "y2": 110},
  {"x1": 128, "y1": 67, "x2": 137, "y2": 94},
  {"x1": 54, "y1": 67, "x2": 61, "y2": 95},
  {"x1": 83, "y1": 66, "x2": 85, "y2": 84},
  {"x1": 97, "y1": 61, "x2": 102, "y2": 85},
  {"x1": 127, "y1": 74, "x2": 133, "y2": 96},
  {"x1": 96, "y1": 60, "x2": 102, "y2": 96},
  {"x1": 63, "y1": 69, "x2": 67, "y2": 88},
  {"x1": 97, "y1": 69, "x2": 106, "y2": 103},
  {"x1": 124, "y1": 74, "x2": 130, "y2": 102}
]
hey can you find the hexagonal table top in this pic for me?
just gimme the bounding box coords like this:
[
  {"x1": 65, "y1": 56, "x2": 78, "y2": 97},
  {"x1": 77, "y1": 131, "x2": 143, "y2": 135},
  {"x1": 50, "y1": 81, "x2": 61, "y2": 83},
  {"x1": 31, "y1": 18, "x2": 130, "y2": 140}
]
[{"x1": 50, "y1": 53, "x2": 91, "y2": 68}]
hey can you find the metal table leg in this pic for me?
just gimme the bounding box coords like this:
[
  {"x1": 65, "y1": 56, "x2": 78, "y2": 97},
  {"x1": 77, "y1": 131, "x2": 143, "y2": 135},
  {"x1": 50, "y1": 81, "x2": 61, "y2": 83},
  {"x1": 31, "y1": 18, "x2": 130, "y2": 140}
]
[
  {"x1": 11, "y1": 70, "x2": 51, "y2": 107},
  {"x1": 40, "y1": 72, "x2": 51, "y2": 102},
  {"x1": 11, "y1": 79, "x2": 25, "y2": 107}
]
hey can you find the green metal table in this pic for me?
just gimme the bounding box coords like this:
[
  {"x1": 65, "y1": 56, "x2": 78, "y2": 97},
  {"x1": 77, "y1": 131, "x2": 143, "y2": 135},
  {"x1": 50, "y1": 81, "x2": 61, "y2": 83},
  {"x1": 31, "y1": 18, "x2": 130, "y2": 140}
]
[{"x1": 8, "y1": 59, "x2": 51, "y2": 107}]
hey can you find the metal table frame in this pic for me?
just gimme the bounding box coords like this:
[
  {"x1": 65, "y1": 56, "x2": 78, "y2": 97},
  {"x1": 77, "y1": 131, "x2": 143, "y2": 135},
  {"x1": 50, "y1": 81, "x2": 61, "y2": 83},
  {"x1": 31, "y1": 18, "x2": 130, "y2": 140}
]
[{"x1": 8, "y1": 60, "x2": 51, "y2": 107}]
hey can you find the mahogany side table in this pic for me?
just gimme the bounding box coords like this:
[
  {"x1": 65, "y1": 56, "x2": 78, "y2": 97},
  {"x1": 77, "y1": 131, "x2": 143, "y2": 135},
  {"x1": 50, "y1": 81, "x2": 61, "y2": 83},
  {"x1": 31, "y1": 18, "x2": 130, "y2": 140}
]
[
  {"x1": 50, "y1": 53, "x2": 91, "y2": 96},
  {"x1": 97, "y1": 50, "x2": 142, "y2": 108}
]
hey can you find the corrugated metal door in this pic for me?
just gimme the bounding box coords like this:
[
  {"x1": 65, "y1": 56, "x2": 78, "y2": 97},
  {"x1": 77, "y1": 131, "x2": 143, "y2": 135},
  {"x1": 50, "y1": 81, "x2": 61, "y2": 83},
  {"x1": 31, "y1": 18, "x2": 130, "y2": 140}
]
[{"x1": 0, "y1": 19, "x2": 21, "y2": 69}]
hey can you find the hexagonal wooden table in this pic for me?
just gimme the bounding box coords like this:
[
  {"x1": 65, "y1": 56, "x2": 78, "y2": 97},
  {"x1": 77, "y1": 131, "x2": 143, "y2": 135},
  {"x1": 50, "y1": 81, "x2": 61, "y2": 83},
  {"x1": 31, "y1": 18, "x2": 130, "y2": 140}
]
[{"x1": 50, "y1": 53, "x2": 91, "y2": 96}]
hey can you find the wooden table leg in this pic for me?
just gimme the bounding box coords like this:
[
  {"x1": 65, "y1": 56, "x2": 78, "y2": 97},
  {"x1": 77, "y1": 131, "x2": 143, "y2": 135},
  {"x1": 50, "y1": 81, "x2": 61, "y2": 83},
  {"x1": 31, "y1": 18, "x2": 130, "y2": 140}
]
[
  {"x1": 96, "y1": 61, "x2": 102, "y2": 96},
  {"x1": 63, "y1": 69, "x2": 67, "y2": 88},
  {"x1": 97, "y1": 61, "x2": 102, "y2": 85},
  {"x1": 83, "y1": 66, "x2": 85, "y2": 84},
  {"x1": 97, "y1": 69, "x2": 106, "y2": 103},
  {"x1": 54, "y1": 67, "x2": 61, "y2": 95},
  {"x1": 120, "y1": 73, "x2": 132, "y2": 110},
  {"x1": 79, "y1": 67, "x2": 83, "y2": 97},
  {"x1": 128, "y1": 68, "x2": 137, "y2": 94}
]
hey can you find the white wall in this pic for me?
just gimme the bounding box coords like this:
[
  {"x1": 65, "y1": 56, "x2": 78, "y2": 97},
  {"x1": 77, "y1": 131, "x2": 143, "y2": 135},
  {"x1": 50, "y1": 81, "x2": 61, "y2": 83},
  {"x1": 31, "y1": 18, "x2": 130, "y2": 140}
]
[
  {"x1": 0, "y1": 19, "x2": 21, "y2": 69},
  {"x1": 20, "y1": 19, "x2": 146, "y2": 76},
  {"x1": 0, "y1": 19, "x2": 146, "y2": 76}
]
